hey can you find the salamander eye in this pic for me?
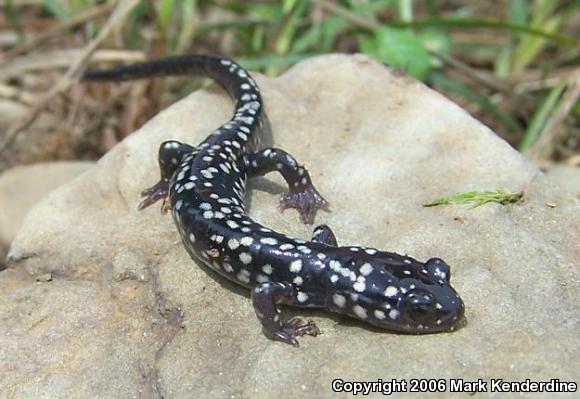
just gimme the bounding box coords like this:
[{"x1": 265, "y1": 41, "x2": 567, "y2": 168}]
[
  {"x1": 404, "y1": 291, "x2": 437, "y2": 323},
  {"x1": 425, "y1": 257, "x2": 451, "y2": 283}
]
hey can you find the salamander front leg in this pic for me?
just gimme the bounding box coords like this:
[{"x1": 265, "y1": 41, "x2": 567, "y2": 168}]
[
  {"x1": 139, "y1": 140, "x2": 195, "y2": 212},
  {"x1": 311, "y1": 224, "x2": 338, "y2": 246},
  {"x1": 244, "y1": 148, "x2": 328, "y2": 224},
  {"x1": 252, "y1": 282, "x2": 320, "y2": 347}
]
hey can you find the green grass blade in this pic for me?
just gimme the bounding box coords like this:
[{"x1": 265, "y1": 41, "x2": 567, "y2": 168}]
[
  {"x1": 124, "y1": 1, "x2": 150, "y2": 49},
  {"x1": 175, "y1": 0, "x2": 198, "y2": 53},
  {"x1": 3, "y1": 0, "x2": 23, "y2": 40},
  {"x1": 237, "y1": 53, "x2": 319, "y2": 71},
  {"x1": 509, "y1": 0, "x2": 528, "y2": 25},
  {"x1": 512, "y1": 14, "x2": 563, "y2": 72},
  {"x1": 42, "y1": 0, "x2": 71, "y2": 21},
  {"x1": 394, "y1": 17, "x2": 575, "y2": 45},
  {"x1": 397, "y1": 0, "x2": 413, "y2": 22},
  {"x1": 494, "y1": 0, "x2": 527, "y2": 76},
  {"x1": 274, "y1": 0, "x2": 308, "y2": 55},
  {"x1": 518, "y1": 82, "x2": 567, "y2": 152},
  {"x1": 157, "y1": 0, "x2": 174, "y2": 31},
  {"x1": 429, "y1": 72, "x2": 522, "y2": 132},
  {"x1": 423, "y1": 189, "x2": 524, "y2": 208}
]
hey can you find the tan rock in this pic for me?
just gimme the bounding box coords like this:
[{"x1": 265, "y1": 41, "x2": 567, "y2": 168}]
[
  {"x1": 1, "y1": 55, "x2": 578, "y2": 398},
  {"x1": 544, "y1": 165, "x2": 580, "y2": 198},
  {"x1": 0, "y1": 161, "x2": 93, "y2": 270}
]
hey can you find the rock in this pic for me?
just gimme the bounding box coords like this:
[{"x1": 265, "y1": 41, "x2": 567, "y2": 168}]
[
  {"x1": 544, "y1": 165, "x2": 580, "y2": 198},
  {"x1": 0, "y1": 161, "x2": 94, "y2": 270},
  {"x1": 1, "y1": 54, "x2": 578, "y2": 398}
]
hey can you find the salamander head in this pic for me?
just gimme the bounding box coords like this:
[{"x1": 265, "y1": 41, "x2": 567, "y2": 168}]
[
  {"x1": 332, "y1": 255, "x2": 465, "y2": 333},
  {"x1": 380, "y1": 257, "x2": 464, "y2": 333}
]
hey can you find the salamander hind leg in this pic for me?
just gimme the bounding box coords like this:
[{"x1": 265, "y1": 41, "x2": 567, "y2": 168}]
[
  {"x1": 311, "y1": 224, "x2": 338, "y2": 246},
  {"x1": 139, "y1": 140, "x2": 195, "y2": 212},
  {"x1": 244, "y1": 148, "x2": 328, "y2": 224},
  {"x1": 252, "y1": 282, "x2": 320, "y2": 347}
]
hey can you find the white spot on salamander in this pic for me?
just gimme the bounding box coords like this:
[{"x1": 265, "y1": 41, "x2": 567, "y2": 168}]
[
  {"x1": 239, "y1": 252, "x2": 252, "y2": 265},
  {"x1": 297, "y1": 245, "x2": 311, "y2": 254},
  {"x1": 240, "y1": 236, "x2": 253, "y2": 246},
  {"x1": 384, "y1": 286, "x2": 398, "y2": 297},
  {"x1": 332, "y1": 294, "x2": 346, "y2": 308},
  {"x1": 260, "y1": 237, "x2": 278, "y2": 245},
  {"x1": 353, "y1": 305, "x2": 368, "y2": 319},
  {"x1": 226, "y1": 220, "x2": 240, "y2": 229},
  {"x1": 353, "y1": 279, "x2": 366, "y2": 293},
  {"x1": 228, "y1": 239, "x2": 240, "y2": 250},
  {"x1": 297, "y1": 292, "x2": 308, "y2": 303},
  {"x1": 329, "y1": 260, "x2": 341, "y2": 271},
  {"x1": 359, "y1": 263, "x2": 373, "y2": 276},
  {"x1": 237, "y1": 269, "x2": 250, "y2": 284},
  {"x1": 262, "y1": 264, "x2": 273, "y2": 275},
  {"x1": 374, "y1": 310, "x2": 386, "y2": 320},
  {"x1": 210, "y1": 235, "x2": 224, "y2": 243},
  {"x1": 289, "y1": 259, "x2": 302, "y2": 273}
]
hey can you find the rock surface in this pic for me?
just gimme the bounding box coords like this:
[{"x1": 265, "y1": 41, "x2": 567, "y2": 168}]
[
  {"x1": 544, "y1": 165, "x2": 580, "y2": 198},
  {"x1": 1, "y1": 54, "x2": 578, "y2": 398},
  {"x1": 0, "y1": 162, "x2": 94, "y2": 270}
]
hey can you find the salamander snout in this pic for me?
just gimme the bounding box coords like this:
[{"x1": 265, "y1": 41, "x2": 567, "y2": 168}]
[
  {"x1": 401, "y1": 285, "x2": 465, "y2": 332},
  {"x1": 399, "y1": 257, "x2": 464, "y2": 332}
]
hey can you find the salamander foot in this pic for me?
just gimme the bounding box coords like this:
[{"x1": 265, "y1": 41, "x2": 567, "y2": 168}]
[
  {"x1": 138, "y1": 179, "x2": 171, "y2": 213},
  {"x1": 267, "y1": 317, "x2": 320, "y2": 347},
  {"x1": 278, "y1": 186, "x2": 328, "y2": 224}
]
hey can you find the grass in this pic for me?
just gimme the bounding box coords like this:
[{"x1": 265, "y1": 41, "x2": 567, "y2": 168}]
[
  {"x1": 0, "y1": 0, "x2": 578, "y2": 167},
  {"x1": 423, "y1": 189, "x2": 524, "y2": 208}
]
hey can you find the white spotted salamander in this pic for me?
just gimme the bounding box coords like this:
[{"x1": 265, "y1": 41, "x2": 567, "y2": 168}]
[{"x1": 83, "y1": 54, "x2": 465, "y2": 346}]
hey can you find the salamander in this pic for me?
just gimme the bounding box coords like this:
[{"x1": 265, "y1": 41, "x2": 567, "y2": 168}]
[{"x1": 82, "y1": 54, "x2": 465, "y2": 346}]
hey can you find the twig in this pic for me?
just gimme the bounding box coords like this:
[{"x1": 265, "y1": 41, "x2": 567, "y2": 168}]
[
  {"x1": 0, "y1": 82, "x2": 37, "y2": 105},
  {"x1": 0, "y1": 32, "x2": 19, "y2": 48},
  {"x1": 525, "y1": 69, "x2": 580, "y2": 161},
  {"x1": 563, "y1": 154, "x2": 580, "y2": 166},
  {"x1": 0, "y1": 0, "x2": 141, "y2": 155},
  {"x1": 3, "y1": 0, "x2": 44, "y2": 5},
  {"x1": 508, "y1": 66, "x2": 578, "y2": 85},
  {"x1": 429, "y1": 51, "x2": 512, "y2": 95},
  {"x1": 0, "y1": 49, "x2": 146, "y2": 79},
  {"x1": 312, "y1": 0, "x2": 381, "y2": 31},
  {"x1": 514, "y1": 76, "x2": 570, "y2": 93},
  {"x1": 3, "y1": 3, "x2": 114, "y2": 59}
]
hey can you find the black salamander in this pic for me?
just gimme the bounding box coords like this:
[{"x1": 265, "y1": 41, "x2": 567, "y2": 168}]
[{"x1": 83, "y1": 54, "x2": 465, "y2": 346}]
